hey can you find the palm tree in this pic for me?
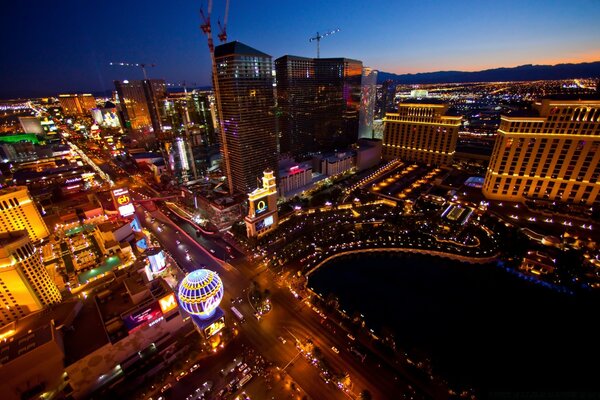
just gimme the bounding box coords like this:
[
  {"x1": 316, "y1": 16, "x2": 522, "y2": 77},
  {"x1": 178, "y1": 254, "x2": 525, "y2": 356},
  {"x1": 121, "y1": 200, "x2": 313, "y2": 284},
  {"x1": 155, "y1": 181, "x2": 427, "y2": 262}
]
[{"x1": 359, "y1": 389, "x2": 372, "y2": 400}]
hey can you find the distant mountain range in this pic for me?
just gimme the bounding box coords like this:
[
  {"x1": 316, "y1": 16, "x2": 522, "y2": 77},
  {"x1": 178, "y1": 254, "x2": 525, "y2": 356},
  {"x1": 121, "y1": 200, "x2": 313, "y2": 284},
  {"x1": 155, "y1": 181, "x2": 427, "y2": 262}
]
[{"x1": 377, "y1": 61, "x2": 600, "y2": 84}]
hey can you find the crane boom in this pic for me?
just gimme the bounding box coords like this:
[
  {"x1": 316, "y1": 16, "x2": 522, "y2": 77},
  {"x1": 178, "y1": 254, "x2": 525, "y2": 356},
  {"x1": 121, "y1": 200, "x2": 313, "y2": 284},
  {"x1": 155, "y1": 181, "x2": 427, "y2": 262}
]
[
  {"x1": 109, "y1": 61, "x2": 156, "y2": 80},
  {"x1": 199, "y1": 0, "x2": 234, "y2": 194},
  {"x1": 309, "y1": 28, "x2": 340, "y2": 58},
  {"x1": 217, "y1": 0, "x2": 230, "y2": 43}
]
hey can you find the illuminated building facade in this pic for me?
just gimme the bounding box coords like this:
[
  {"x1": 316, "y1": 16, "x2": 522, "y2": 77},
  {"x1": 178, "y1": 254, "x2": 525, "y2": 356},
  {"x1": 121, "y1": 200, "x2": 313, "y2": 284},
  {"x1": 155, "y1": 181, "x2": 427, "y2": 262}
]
[
  {"x1": 483, "y1": 98, "x2": 600, "y2": 205},
  {"x1": 245, "y1": 170, "x2": 279, "y2": 237},
  {"x1": 178, "y1": 269, "x2": 225, "y2": 339},
  {"x1": 111, "y1": 187, "x2": 135, "y2": 217},
  {"x1": 0, "y1": 186, "x2": 49, "y2": 242},
  {"x1": 279, "y1": 162, "x2": 312, "y2": 198},
  {"x1": 58, "y1": 94, "x2": 97, "y2": 116},
  {"x1": 214, "y1": 41, "x2": 278, "y2": 194},
  {"x1": 91, "y1": 107, "x2": 121, "y2": 129},
  {"x1": 382, "y1": 102, "x2": 461, "y2": 165},
  {"x1": 114, "y1": 79, "x2": 166, "y2": 134},
  {"x1": 145, "y1": 247, "x2": 166, "y2": 273},
  {"x1": 359, "y1": 67, "x2": 378, "y2": 139},
  {"x1": 0, "y1": 231, "x2": 61, "y2": 326},
  {"x1": 275, "y1": 55, "x2": 363, "y2": 155},
  {"x1": 163, "y1": 91, "x2": 218, "y2": 182}
]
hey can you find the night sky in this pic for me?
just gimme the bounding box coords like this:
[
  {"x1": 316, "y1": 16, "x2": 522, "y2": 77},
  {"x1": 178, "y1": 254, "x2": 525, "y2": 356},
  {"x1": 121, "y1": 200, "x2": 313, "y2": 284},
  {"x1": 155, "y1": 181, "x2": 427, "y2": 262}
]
[{"x1": 1, "y1": 0, "x2": 599, "y2": 99}]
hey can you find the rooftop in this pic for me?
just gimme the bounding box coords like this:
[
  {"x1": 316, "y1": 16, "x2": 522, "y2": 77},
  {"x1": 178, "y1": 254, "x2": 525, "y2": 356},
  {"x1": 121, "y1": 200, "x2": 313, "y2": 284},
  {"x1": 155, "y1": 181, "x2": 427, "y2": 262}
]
[
  {"x1": 98, "y1": 220, "x2": 129, "y2": 233},
  {"x1": 0, "y1": 185, "x2": 27, "y2": 196},
  {"x1": 502, "y1": 109, "x2": 541, "y2": 118},
  {"x1": 77, "y1": 255, "x2": 121, "y2": 284},
  {"x1": 399, "y1": 98, "x2": 447, "y2": 105},
  {"x1": 275, "y1": 55, "x2": 362, "y2": 64},
  {"x1": 63, "y1": 298, "x2": 109, "y2": 365},
  {"x1": 214, "y1": 41, "x2": 270, "y2": 58},
  {"x1": 1, "y1": 300, "x2": 82, "y2": 366},
  {"x1": 0, "y1": 230, "x2": 28, "y2": 247},
  {"x1": 541, "y1": 94, "x2": 600, "y2": 102}
]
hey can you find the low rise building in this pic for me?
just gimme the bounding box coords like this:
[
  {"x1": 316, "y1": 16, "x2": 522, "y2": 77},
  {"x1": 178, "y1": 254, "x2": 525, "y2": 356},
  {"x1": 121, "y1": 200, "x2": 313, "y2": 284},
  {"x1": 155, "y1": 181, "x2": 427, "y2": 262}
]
[
  {"x1": 355, "y1": 138, "x2": 382, "y2": 171},
  {"x1": 278, "y1": 160, "x2": 313, "y2": 198},
  {"x1": 0, "y1": 271, "x2": 185, "y2": 400},
  {"x1": 314, "y1": 151, "x2": 356, "y2": 176}
]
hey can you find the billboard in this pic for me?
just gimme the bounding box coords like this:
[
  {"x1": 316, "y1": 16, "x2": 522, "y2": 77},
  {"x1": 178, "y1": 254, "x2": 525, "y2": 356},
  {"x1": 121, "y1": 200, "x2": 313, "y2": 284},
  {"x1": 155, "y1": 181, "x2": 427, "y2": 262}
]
[
  {"x1": 123, "y1": 302, "x2": 162, "y2": 333},
  {"x1": 91, "y1": 108, "x2": 121, "y2": 128},
  {"x1": 255, "y1": 215, "x2": 274, "y2": 232},
  {"x1": 112, "y1": 187, "x2": 135, "y2": 217},
  {"x1": 147, "y1": 248, "x2": 166, "y2": 273},
  {"x1": 158, "y1": 293, "x2": 178, "y2": 314},
  {"x1": 254, "y1": 198, "x2": 268, "y2": 216},
  {"x1": 203, "y1": 317, "x2": 225, "y2": 338}
]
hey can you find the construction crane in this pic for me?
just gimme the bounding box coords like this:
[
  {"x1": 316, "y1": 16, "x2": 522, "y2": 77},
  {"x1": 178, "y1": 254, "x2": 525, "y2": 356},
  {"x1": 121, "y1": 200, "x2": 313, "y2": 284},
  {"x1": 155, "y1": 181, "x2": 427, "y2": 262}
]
[
  {"x1": 309, "y1": 28, "x2": 340, "y2": 58},
  {"x1": 199, "y1": 0, "x2": 234, "y2": 194},
  {"x1": 109, "y1": 62, "x2": 156, "y2": 80},
  {"x1": 217, "y1": 0, "x2": 230, "y2": 43}
]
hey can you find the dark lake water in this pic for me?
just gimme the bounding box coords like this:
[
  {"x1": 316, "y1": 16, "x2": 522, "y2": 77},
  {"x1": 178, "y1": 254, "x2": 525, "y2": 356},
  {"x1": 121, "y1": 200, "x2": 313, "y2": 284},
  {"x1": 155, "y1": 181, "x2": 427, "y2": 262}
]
[{"x1": 308, "y1": 252, "x2": 600, "y2": 392}]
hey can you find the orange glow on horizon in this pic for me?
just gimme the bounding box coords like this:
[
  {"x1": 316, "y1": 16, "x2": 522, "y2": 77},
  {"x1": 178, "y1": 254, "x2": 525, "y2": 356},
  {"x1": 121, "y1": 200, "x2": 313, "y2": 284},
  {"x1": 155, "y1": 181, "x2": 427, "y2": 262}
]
[{"x1": 381, "y1": 53, "x2": 600, "y2": 76}]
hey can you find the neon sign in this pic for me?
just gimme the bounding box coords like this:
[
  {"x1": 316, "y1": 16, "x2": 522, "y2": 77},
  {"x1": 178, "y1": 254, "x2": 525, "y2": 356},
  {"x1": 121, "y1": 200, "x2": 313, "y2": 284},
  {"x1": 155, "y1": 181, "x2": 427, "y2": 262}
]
[
  {"x1": 255, "y1": 199, "x2": 267, "y2": 215},
  {"x1": 112, "y1": 187, "x2": 135, "y2": 217},
  {"x1": 158, "y1": 293, "x2": 177, "y2": 313}
]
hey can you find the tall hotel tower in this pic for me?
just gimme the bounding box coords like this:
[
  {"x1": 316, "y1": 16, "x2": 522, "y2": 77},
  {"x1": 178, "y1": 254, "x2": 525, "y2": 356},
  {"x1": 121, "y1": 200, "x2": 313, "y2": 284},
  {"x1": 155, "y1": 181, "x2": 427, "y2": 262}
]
[
  {"x1": 359, "y1": 67, "x2": 378, "y2": 139},
  {"x1": 114, "y1": 79, "x2": 167, "y2": 135},
  {"x1": 275, "y1": 56, "x2": 363, "y2": 156},
  {"x1": 58, "y1": 94, "x2": 97, "y2": 116},
  {"x1": 483, "y1": 98, "x2": 600, "y2": 205},
  {"x1": 0, "y1": 186, "x2": 49, "y2": 243},
  {"x1": 214, "y1": 41, "x2": 278, "y2": 193},
  {"x1": 0, "y1": 231, "x2": 62, "y2": 326},
  {"x1": 382, "y1": 101, "x2": 461, "y2": 165}
]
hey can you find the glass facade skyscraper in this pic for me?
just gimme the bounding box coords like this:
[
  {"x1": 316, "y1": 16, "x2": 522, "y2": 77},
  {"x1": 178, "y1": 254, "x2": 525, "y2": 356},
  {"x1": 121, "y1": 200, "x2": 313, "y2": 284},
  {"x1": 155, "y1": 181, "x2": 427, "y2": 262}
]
[
  {"x1": 214, "y1": 41, "x2": 278, "y2": 194},
  {"x1": 359, "y1": 67, "x2": 378, "y2": 139},
  {"x1": 162, "y1": 91, "x2": 218, "y2": 182},
  {"x1": 275, "y1": 56, "x2": 363, "y2": 156},
  {"x1": 114, "y1": 79, "x2": 166, "y2": 135}
]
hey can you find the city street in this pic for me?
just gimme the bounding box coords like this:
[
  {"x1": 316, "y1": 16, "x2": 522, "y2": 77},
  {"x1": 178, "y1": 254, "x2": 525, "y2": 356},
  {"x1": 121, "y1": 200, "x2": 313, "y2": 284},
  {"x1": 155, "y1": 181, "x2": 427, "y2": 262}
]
[{"x1": 133, "y1": 196, "x2": 430, "y2": 399}]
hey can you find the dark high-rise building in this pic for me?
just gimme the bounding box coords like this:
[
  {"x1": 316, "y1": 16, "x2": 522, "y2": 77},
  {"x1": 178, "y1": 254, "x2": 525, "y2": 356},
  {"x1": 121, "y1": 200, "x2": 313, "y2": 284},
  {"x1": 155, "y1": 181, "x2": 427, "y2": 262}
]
[
  {"x1": 114, "y1": 79, "x2": 166, "y2": 135},
  {"x1": 376, "y1": 79, "x2": 397, "y2": 119},
  {"x1": 275, "y1": 56, "x2": 362, "y2": 156},
  {"x1": 214, "y1": 41, "x2": 278, "y2": 194}
]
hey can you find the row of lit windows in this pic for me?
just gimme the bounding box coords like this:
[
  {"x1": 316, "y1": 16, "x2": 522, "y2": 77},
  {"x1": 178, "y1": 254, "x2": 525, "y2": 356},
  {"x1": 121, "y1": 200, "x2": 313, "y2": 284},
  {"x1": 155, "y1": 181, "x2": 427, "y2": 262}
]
[
  {"x1": 0, "y1": 196, "x2": 20, "y2": 210},
  {"x1": 384, "y1": 147, "x2": 453, "y2": 165},
  {"x1": 485, "y1": 175, "x2": 598, "y2": 204}
]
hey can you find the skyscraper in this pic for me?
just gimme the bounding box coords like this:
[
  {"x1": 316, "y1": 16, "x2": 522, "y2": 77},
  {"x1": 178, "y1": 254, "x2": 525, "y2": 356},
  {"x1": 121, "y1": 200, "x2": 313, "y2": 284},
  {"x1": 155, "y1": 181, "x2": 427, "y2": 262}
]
[
  {"x1": 0, "y1": 231, "x2": 62, "y2": 326},
  {"x1": 58, "y1": 94, "x2": 97, "y2": 116},
  {"x1": 0, "y1": 186, "x2": 49, "y2": 243},
  {"x1": 214, "y1": 41, "x2": 278, "y2": 194},
  {"x1": 359, "y1": 67, "x2": 378, "y2": 139},
  {"x1": 161, "y1": 91, "x2": 218, "y2": 182},
  {"x1": 114, "y1": 79, "x2": 166, "y2": 135},
  {"x1": 376, "y1": 79, "x2": 397, "y2": 119},
  {"x1": 482, "y1": 98, "x2": 600, "y2": 205},
  {"x1": 382, "y1": 101, "x2": 461, "y2": 165},
  {"x1": 275, "y1": 56, "x2": 362, "y2": 156}
]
